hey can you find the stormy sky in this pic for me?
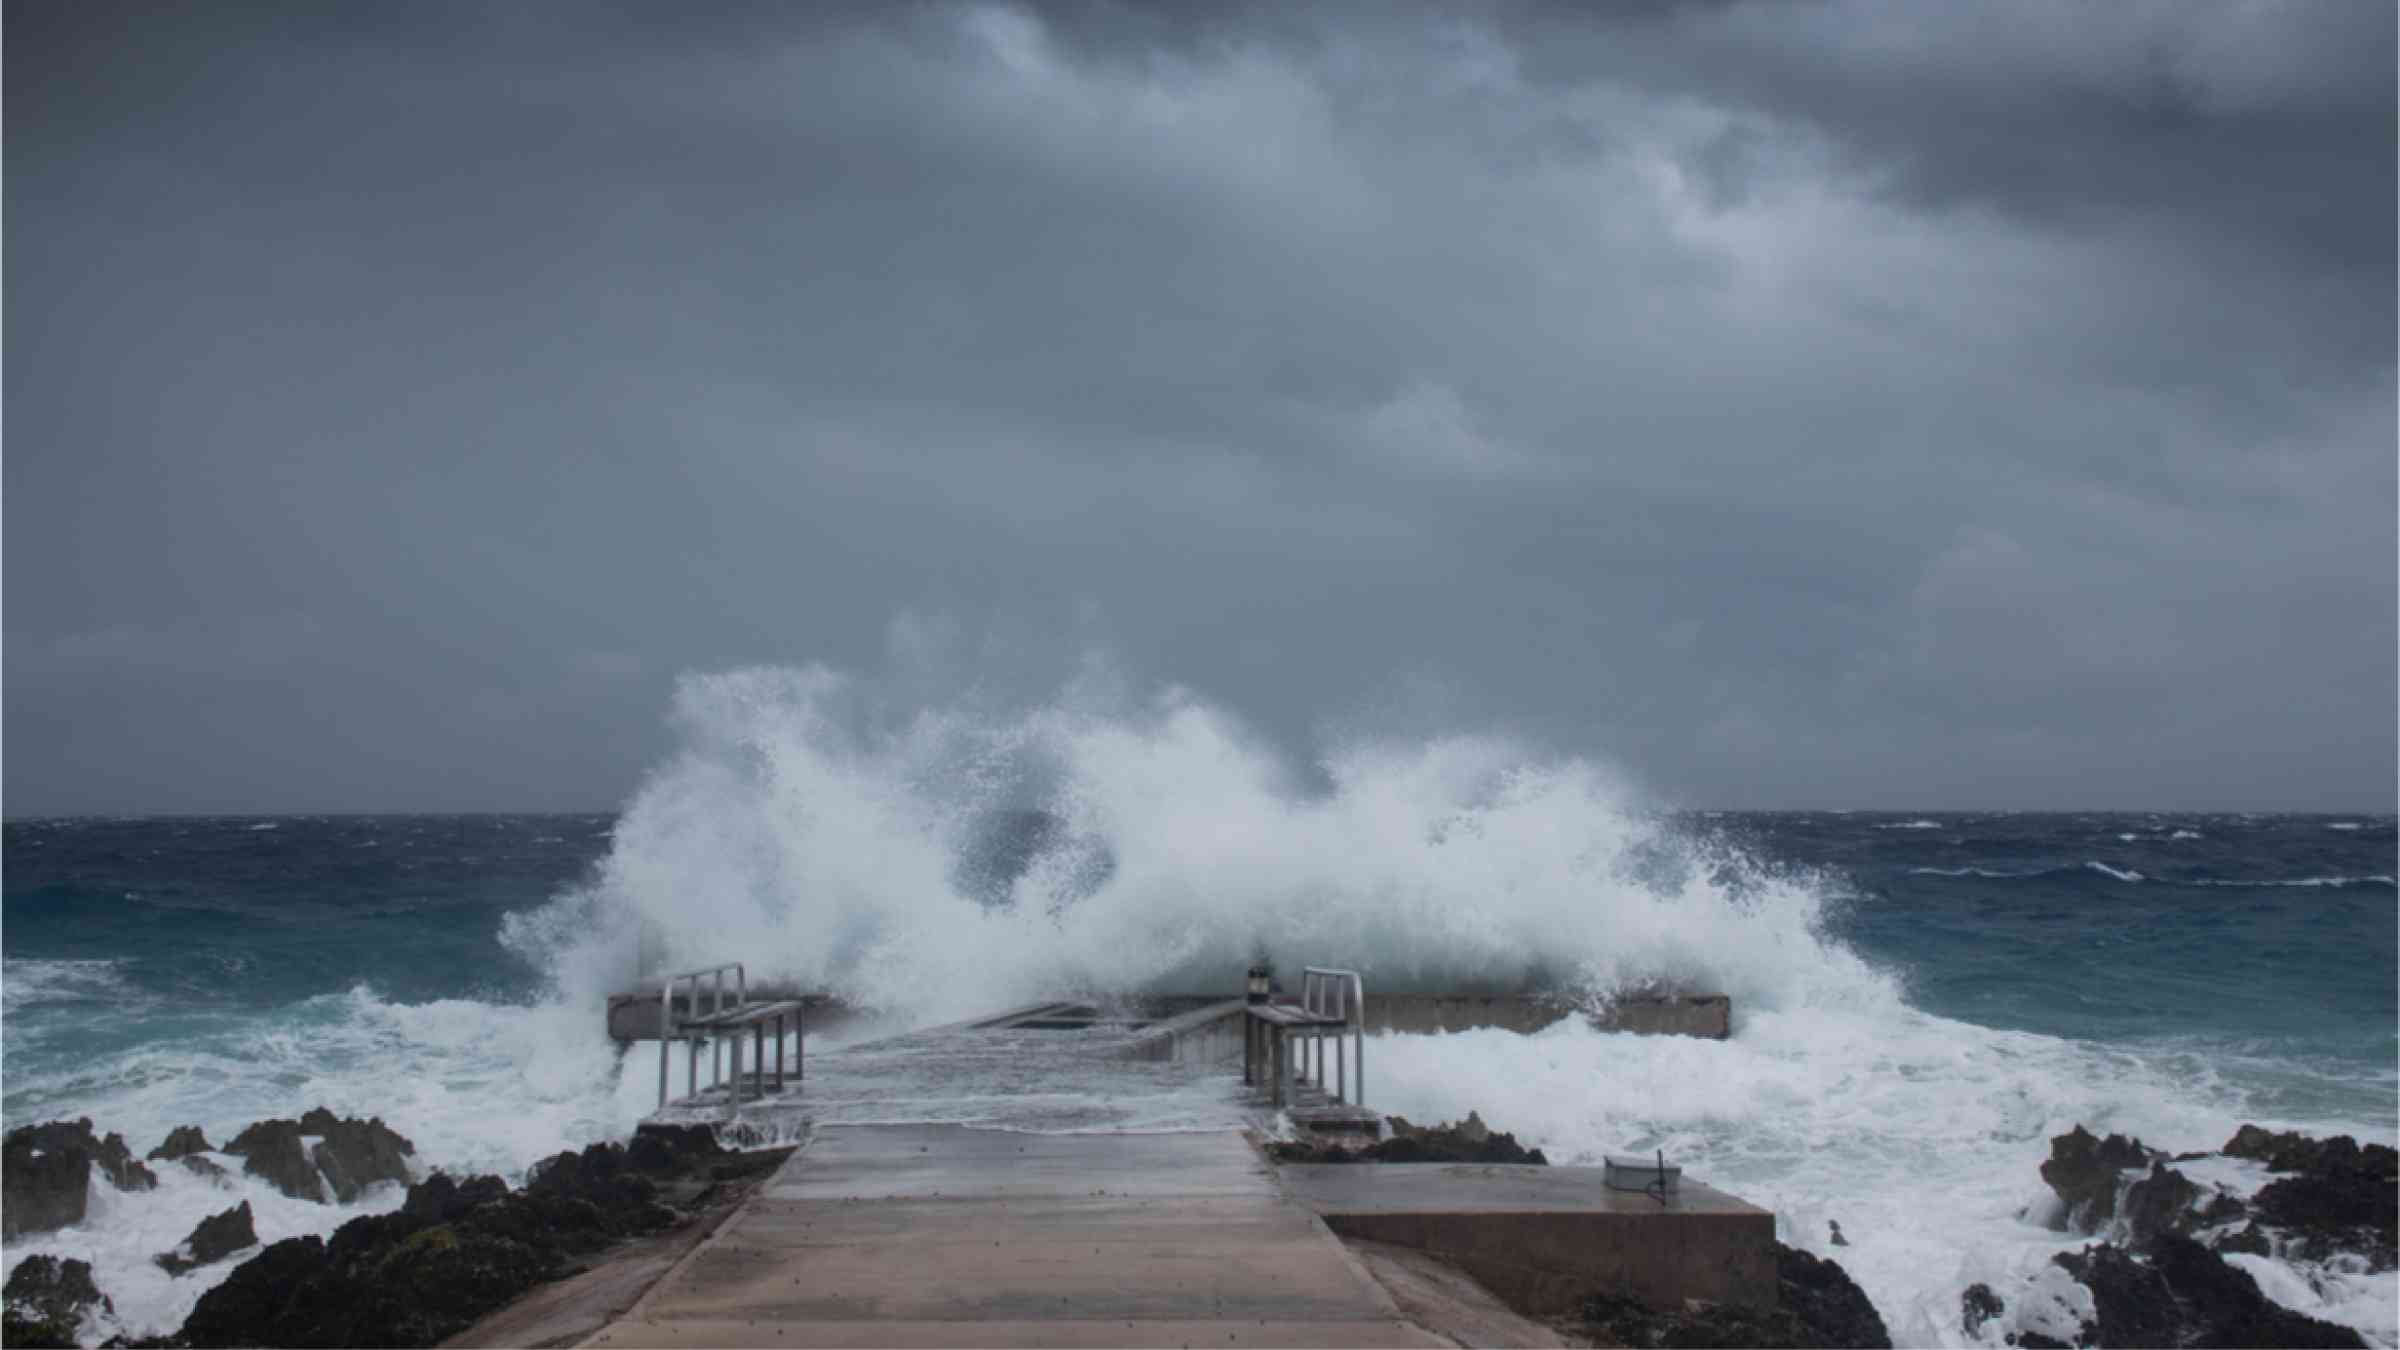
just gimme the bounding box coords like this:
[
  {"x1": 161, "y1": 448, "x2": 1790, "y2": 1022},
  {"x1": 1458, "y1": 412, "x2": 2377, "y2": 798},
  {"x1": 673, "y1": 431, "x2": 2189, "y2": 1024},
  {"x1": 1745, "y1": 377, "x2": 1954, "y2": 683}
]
[{"x1": 6, "y1": 1, "x2": 2394, "y2": 815}]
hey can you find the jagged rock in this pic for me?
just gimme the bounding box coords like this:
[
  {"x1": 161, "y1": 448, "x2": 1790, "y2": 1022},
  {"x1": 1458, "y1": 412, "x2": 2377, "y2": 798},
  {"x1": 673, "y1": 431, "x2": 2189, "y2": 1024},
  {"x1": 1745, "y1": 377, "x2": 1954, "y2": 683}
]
[
  {"x1": 147, "y1": 1125, "x2": 213, "y2": 1161},
  {"x1": 2039, "y1": 1124, "x2": 2156, "y2": 1233},
  {"x1": 2, "y1": 1119, "x2": 158, "y2": 1238},
  {"x1": 1576, "y1": 1241, "x2": 1890, "y2": 1348},
  {"x1": 2118, "y1": 1157, "x2": 2203, "y2": 1245},
  {"x1": 181, "y1": 1139, "x2": 690, "y2": 1349},
  {"x1": 2225, "y1": 1125, "x2": 2400, "y2": 1179},
  {"x1": 302, "y1": 1108, "x2": 416, "y2": 1202},
  {"x1": 2254, "y1": 1164, "x2": 2399, "y2": 1269},
  {"x1": 156, "y1": 1201, "x2": 258, "y2": 1276},
  {"x1": 225, "y1": 1118, "x2": 324, "y2": 1200},
  {"x1": 2055, "y1": 1233, "x2": 2365, "y2": 1349},
  {"x1": 401, "y1": 1172, "x2": 510, "y2": 1224},
  {"x1": 1778, "y1": 1243, "x2": 1892, "y2": 1348},
  {"x1": 1271, "y1": 1111, "x2": 1549, "y2": 1165},
  {"x1": 178, "y1": 1153, "x2": 232, "y2": 1184},
  {"x1": 3, "y1": 1254, "x2": 114, "y2": 1348},
  {"x1": 2193, "y1": 1124, "x2": 2399, "y2": 1270},
  {"x1": 225, "y1": 1108, "x2": 415, "y2": 1203},
  {"x1": 2213, "y1": 1222, "x2": 2273, "y2": 1257},
  {"x1": 1960, "y1": 1282, "x2": 2003, "y2": 1337},
  {"x1": 627, "y1": 1122, "x2": 724, "y2": 1172}
]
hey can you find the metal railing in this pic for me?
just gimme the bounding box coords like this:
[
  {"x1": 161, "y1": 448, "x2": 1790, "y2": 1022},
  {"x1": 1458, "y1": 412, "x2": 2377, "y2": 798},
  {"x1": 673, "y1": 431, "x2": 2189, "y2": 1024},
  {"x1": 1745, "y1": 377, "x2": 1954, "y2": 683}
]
[
  {"x1": 1301, "y1": 966, "x2": 1366, "y2": 1108},
  {"x1": 656, "y1": 962, "x2": 746, "y2": 1109}
]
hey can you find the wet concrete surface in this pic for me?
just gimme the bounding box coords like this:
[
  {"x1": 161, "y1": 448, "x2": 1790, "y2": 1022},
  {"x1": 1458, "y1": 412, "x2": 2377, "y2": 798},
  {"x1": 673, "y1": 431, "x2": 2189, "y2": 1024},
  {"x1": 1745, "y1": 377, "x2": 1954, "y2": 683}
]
[{"x1": 584, "y1": 1125, "x2": 1445, "y2": 1348}]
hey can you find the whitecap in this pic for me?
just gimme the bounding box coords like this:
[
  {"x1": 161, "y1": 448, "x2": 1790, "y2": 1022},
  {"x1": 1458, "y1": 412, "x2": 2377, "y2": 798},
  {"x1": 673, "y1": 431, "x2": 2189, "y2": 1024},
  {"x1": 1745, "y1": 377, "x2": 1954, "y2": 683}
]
[
  {"x1": 2084, "y1": 861, "x2": 2145, "y2": 883},
  {"x1": 1877, "y1": 820, "x2": 1944, "y2": 830}
]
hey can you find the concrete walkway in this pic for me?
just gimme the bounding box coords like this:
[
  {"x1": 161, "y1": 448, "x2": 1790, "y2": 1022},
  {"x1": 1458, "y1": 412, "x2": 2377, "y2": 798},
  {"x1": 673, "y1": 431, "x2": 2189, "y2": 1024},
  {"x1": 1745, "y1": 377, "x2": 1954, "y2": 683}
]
[{"x1": 584, "y1": 1125, "x2": 1447, "y2": 1348}]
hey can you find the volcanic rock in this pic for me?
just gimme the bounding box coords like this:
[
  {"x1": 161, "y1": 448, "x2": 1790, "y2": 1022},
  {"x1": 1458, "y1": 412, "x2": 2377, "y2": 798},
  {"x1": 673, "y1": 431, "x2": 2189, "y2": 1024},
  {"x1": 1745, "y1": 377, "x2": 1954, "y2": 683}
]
[
  {"x1": 1959, "y1": 1282, "x2": 2003, "y2": 1338},
  {"x1": 2225, "y1": 1125, "x2": 2400, "y2": 1179},
  {"x1": 224, "y1": 1108, "x2": 414, "y2": 1203},
  {"x1": 2056, "y1": 1233, "x2": 2365, "y2": 1348},
  {"x1": 177, "y1": 1153, "x2": 233, "y2": 1184},
  {"x1": 2117, "y1": 1157, "x2": 2204, "y2": 1246},
  {"x1": 156, "y1": 1201, "x2": 258, "y2": 1276},
  {"x1": 3, "y1": 1254, "x2": 114, "y2": 1349},
  {"x1": 181, "y1": 1141, "x2": 685, "y2": 1348},
  {"x1": 2235, "y1": 1129, "x2": 2399, "y2": 1269},
  {"x1": 2039, "y1": 1125, "x2": 2156, "y2": 1233},
  {"x1": 147, "y1": 1125, "x2": 213, "y2": 1161},
  {"x1": 2, "y1": 1119, "x2": 158, "y2": 1238},
  {"x1": 1269, "y1": 1111, "x2": 1550, "y2": 1165},
  {"x1": 1576, "y1": 1241, "x2": 1890, "y2": 1348},
  {"x1": 627, "y1": 1121, "x2": 725, "y2": 1172},
  {"x1": 400, "y1": 1171, "x2": 509, "y2": 1224}
]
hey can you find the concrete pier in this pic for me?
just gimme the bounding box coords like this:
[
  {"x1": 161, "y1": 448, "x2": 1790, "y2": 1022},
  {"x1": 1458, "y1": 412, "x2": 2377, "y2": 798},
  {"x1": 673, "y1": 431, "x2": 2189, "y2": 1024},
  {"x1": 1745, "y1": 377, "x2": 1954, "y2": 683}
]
[
  {"x1": 584, "y1": 1126, "x2": 1446, "y2": 1348},
  {"x1": 1277, "y1": 1162, "x2": 1775, "y2": 1317}
]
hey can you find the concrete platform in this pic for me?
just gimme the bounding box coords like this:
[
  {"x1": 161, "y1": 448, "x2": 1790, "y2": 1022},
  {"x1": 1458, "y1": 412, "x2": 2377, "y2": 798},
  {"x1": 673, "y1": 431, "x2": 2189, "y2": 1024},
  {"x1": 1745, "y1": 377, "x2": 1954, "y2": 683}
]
[
  {"x1": 1277, "y1": 1163, "x2": 1776, "y2": 1316},
  {"x1": 584, "y1": 1126, "x2": 1447, "y2": 1348}
]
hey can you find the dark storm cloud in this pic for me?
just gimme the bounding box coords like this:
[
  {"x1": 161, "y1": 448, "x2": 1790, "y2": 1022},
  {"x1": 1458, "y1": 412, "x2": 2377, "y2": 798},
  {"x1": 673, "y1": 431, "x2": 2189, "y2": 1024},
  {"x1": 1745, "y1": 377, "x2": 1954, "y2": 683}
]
[{"x1": 6, "y1": 1, "x2": 2392, "y2": 814}]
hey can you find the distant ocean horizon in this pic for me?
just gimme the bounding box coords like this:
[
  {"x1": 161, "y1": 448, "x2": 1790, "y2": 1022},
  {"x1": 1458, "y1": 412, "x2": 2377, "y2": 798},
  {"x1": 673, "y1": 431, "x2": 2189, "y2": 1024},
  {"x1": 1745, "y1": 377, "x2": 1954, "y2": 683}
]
[{"x1": 6, "y1": 802, "x2": 2395, "y2": 1345}]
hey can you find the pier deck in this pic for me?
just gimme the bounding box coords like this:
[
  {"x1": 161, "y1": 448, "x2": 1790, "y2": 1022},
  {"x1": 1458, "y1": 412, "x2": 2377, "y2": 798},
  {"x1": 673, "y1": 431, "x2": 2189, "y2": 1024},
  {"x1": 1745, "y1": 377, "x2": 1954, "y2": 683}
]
[{"x1": 584, "y1": 1125, "x2": 1446, "y2": 1348}]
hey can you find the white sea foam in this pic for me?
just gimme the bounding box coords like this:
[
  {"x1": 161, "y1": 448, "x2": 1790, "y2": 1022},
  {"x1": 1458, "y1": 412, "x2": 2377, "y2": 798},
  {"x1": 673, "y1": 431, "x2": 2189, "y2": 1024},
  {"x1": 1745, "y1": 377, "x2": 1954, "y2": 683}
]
[
  {"x1": 8, "y1": 666, "x2": 2391, "y2": 1344},
  {"x1": 2083, "y1": 861, "x2": 2145, "y2": 883},
  {"x1": 1909, "y1": 866, "x2": 2036, "y2": 879},
  {"x1": 0, "y1": 1157, "x2": 408, "y2": 1342},
  {"x1": 2327, "y1": 822, "x2": 2363, "y2": 830},
  {"x1": 2, "y1": 959, "x2": 145, "y2": 1018},
  {"x1": 510, "y1": 665, "x2": 1873, "y2": 1027},
  {"x1": 1369, "y1": 1017, "x2": 2396, "y2": 1348},
  {"x1": 1879, "y1": 819, "x2": 1945, "y2": 830}
]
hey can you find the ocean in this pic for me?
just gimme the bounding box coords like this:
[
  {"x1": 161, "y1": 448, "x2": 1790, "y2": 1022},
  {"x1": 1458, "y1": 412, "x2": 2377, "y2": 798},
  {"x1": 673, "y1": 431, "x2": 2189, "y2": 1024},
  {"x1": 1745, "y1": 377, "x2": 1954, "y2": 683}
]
[{"x1": 4, "y1": 683, "x2": 2395, "y2": 1345}]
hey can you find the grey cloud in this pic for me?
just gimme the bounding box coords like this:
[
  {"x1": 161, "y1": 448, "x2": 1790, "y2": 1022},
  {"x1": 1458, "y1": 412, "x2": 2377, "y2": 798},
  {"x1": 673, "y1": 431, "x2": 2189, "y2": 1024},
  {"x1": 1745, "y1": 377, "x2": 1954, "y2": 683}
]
[{"x1": 5, "y1": 0, "x2": 2390, "y2": 814}]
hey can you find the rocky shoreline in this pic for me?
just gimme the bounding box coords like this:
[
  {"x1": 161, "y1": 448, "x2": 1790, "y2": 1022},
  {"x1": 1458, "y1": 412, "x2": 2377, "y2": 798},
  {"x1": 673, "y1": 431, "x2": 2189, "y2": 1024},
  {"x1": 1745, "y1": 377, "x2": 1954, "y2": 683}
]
[
  {"x1": 1, "y1": 1113, "x2": 787, "y2": 1349},
  {"x1": 7, "y1": 1110, "x2": 2391, "y2": 1348}
]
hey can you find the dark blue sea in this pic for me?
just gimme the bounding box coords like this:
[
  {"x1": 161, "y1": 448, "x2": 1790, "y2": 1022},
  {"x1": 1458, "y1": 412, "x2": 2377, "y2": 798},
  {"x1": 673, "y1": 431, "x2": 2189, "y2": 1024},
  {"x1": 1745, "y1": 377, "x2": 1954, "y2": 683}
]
[{"x1": 4, "y1": 802, "x2": 2394, "y2": 1342}]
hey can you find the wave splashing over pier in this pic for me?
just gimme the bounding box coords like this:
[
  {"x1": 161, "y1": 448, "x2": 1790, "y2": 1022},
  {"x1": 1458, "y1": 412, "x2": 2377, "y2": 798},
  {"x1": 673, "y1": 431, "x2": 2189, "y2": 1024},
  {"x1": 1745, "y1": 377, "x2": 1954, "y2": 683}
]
[{"x1": 514, "y1": 664, "x2": 1884, "y2": 1028}]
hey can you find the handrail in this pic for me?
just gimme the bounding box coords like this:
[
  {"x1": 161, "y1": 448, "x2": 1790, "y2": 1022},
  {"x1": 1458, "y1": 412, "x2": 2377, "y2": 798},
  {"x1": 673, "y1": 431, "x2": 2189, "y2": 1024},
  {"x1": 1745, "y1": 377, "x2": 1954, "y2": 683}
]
[
  {"x1": 1300, "y1": 966, "x2": 1367, "y2": 1109},
  {"x1": 656, "y1": 963, "x2": 747, "y2": 1109}
]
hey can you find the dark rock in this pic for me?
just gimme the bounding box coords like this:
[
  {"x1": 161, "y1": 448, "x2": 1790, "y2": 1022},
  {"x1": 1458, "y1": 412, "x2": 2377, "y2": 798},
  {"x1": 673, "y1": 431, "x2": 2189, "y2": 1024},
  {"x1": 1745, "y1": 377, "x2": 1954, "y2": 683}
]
[
  {"x1": 2250, "y1": 1151, "x2": 2398, "y2": 1270},
  {"x1": 1777, "y1": 1244, "x2": 1891, "y2": 1348},
  {"x1": 2011, "y1": 1333, "x2": 2071, "y2": 1350},
  {"x1": 147, "y1": 1125, "x2": 213, "y2": 1161},
  {"x1": 2118, "y1": 1157, "x2": 2203, "y2": 1246},
  {"x1": 2, "y1": 1119, "x2": 158, "y2": 1238},
  {"x1": 1959, "y1": 1282, "x2": 2003, "y2": 1337},
  {"x1": 2225, "y1": 1125, "x2": 2400, "y2": 1180},
  {"x1": 224, "y1": 1118, "x2": 324, "y2": 1200},
  {"x1": 177, "y1": 1154, "x2": 232, "y2": 1184},
  {"x1": 156, "y1": 1201, "x2": 258, "y2": 1276},
  {"x1": 2039, "y1": 1124, "x2": 2156, "y2": 1233},
  {"x1": 1271, "y1": 1112, "x2": 1549, "y2": 1166},
  {"x1": 1827, "y1": 1219, "x2": 1848, "y2": 1247},
  {"x1": 182, "y1": 1138, "x2": 682, "y2": 1348},
  {"x1": 2214, "y1": 1222, "x2": 2274, "y2": 1257},
  {"x1": 2056, "y1": 1233, "x2": 2365, "y2": 1348},
  {"x1": 627, "y1": 1122, "x2": 724, "y2": 1172},
  {"x1": 4, "y1": 1254, "x2": 114, "y2": 1348},
  {"x1": 301, "y1": 1108, "x2": 416, "y2": 1202},
  {"x1": 225, "y1": 1108, "x2": 415, "y2": 1203},
  {"x1": 1575, "y1": 1243, "x2": 1888, "y2": 1348},
  {"x1": 401, "y1": 1172, "x2": 510, "y2": 1224}
]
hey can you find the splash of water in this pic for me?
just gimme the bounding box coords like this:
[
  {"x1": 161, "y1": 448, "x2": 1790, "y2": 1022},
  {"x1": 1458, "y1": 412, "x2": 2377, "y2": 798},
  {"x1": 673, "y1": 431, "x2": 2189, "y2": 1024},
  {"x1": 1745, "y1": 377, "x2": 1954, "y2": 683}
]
[{"x1": 506, "y1": 664, "x2": 1894, "y2": 1026}]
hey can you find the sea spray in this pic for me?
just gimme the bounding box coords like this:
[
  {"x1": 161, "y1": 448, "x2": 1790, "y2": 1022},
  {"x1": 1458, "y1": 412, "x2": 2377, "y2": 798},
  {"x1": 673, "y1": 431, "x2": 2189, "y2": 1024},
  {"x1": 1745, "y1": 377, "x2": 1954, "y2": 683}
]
[{"x1": 510, "y1": 664, "x2": 1878, "y2": 1025}]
